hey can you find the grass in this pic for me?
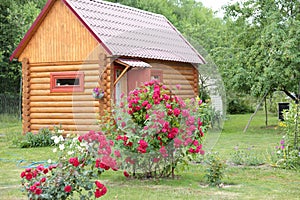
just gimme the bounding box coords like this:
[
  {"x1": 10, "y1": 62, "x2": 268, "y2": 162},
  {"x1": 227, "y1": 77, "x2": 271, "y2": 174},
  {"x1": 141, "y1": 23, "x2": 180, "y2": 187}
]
[{"x1": 0, "y1": 112, "x2": 300, "y2": 199}]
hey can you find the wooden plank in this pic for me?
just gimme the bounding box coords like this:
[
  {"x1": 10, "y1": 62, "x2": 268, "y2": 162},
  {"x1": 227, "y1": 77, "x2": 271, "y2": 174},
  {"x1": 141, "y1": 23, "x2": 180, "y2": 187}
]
[
  {"x1": 30, "y1": 95, "x2": 95, "y2": 101},
  {"x1": 30, "y1": 78, "x2": 50, "y2": 84},
  {"x1": 31, "y1": 72, "x2": 50, "y2": 78},
  {"x1": 30, "y1": 90, "x2": 90, "y2": 96},
  {"x1": 163, "y1": 79, "x2": 193, "y2": 85},
  {"x1": 18, "y1": 0, "x2": 106, "y2": 63},
  {"x1": 30, "y1": 107, "x2": 99, "y2": 113},
  {"x1": 30, "y1": 118, "x2": 98, "y2": 125},
  {"x1": 31, "y1": 124, "x2": 100, "y2": 131},
  {"x1": 163, "y1": 74, "x2": 194, "y2": 81},
  {"x1": 29, "y1": 60, "x2": 99, "y2": 66},
  {"x1": 171, "y1": 90, "x2": 195, "y2": 95},
  {"x1": 30, "y1": 101, "x2": 99, "y2": 107},
  {"x1": 30, "y1": 113, "x2": 99, "y2": 119}
]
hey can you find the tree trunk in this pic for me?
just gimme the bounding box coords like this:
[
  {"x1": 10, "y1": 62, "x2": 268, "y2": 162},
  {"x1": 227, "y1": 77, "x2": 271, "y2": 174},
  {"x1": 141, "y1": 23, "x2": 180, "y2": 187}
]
[
  {"x1": 265, "y1": 96, "x2": 268, "y2": 127},
  {"x1": 243, "y1": 91, "x2": 269, "y2": 133}
]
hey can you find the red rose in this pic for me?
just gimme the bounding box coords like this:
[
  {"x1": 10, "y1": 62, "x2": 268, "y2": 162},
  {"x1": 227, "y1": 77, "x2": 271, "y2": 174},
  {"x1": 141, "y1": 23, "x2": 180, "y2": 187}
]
[
  {"x1": 123, "y1": 171, "x2": 130, "y2": 177},
  {"x1": 95, "y1": 180, "x2": 104, "y2": 189},
  {"x1": 101, "y1": 186, "x2": 107, "y2": 195},
  {"x1": 43, "y1": 168, "x2": 49, "y2": 174},
  {"x1": 29, "y1": 185, "x2": 36, "y2": 192},
  {"x1": 25, "y1": 173, "x2": 33, "y2": 181},
  {"x1": 35, "y1": 188, "x2": 42, "y2": 195},
  {"x1": 94, "y1": 186, "x2": 107, "y2": 198},
  {"x1": 64, "y1": 185, "x2": 72, "y2": 193},
  {"x1": 40, "y1": 177, "x2": 46, "y2": 183},
  {"x1": 20, "y1": 171, "x2": 26, "y2": 178},
  {"x1": 69, "y1": 157, "x2": 80, "y2": 167}
]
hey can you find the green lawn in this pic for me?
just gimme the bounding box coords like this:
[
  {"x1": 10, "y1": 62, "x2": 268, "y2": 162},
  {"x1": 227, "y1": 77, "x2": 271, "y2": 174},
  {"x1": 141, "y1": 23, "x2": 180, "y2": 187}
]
[{"x1": 0, "y1": 112, "x2": 299, "y2": 200}]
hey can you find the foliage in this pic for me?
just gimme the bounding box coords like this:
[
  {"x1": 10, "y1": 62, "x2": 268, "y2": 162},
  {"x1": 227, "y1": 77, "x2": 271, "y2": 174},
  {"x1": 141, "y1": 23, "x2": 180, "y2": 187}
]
[
  {"x1": 15, "y1": 126, "x2": 62, "y2": 148},
  {"x1": 213, "y1": 0, "x2": 300, "y2": 102},
  {"x1": 20, "y1": 130, "x2": 117, "y2": 199},
  {"x1": 204, "y1": 152, "x2": 226, "y2": 187},
  {"x1": 230, "y1": 146, "x2": 265, "y2": 166},
  {"x1": 227, "y1": 96, "x2": 254, "y2": 114},
  {"x1": 0, "y1": 0, "x2": 43, "y2": 94},
  {"x1": 274, "y1": 103, "x2": 300, "y2": 169},
  {"x1": 268, "y1": 91, "x2": 291, "y2": 113},
  {"x1": 107, "y1": 80, "x2": 206, "y2": 178}
]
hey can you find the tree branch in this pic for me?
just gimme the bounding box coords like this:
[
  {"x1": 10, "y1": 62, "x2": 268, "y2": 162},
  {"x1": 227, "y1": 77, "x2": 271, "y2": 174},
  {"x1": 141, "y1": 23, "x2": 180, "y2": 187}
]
[{"x1": 283, "y1": 89, "x2": 298, "y2": 103}]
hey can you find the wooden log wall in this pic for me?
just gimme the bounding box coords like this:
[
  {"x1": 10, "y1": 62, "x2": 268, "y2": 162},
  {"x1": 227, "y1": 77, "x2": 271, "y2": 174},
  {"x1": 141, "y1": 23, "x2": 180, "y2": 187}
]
[
  {"x1": 101, "y1": 63, "x2": 112, "y2": 114},
  {"x1": 29, "y1": 63, "x2": 101, "y2": 135},
  {"x1": 22, "y1": 58, "x2": 31, "y2": 134},
  {"x1": 148, "y1": 61, "x2": 199, "y2": 99}
]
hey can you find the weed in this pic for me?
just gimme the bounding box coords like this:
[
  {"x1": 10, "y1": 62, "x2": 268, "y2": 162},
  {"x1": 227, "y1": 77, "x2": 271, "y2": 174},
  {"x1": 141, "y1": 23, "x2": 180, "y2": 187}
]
[{"x1": 205, "y1": 152, "x2": 226, "y2": 187}]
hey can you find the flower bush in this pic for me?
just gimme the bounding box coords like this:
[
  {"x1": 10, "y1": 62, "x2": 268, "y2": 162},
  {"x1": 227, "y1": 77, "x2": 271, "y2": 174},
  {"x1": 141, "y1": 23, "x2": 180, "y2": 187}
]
[
  {"x1": 20, "y1": 131, "x2": 117, "y2": 199},
  {"x1": 92, "y1": 87, "x2": 104, "y2": 99},
  {"x1": 274, "y1": 102, "x2": 300, "y2": 169},
  {"x1": 110, "y1": 80, "x2": 206, "y2": 178}
]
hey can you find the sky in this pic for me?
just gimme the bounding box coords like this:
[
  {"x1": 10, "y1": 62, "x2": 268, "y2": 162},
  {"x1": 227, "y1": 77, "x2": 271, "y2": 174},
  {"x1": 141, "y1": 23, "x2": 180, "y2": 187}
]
[{"x1": 199, "y1": 0, "x2": 240, "y2": 17}]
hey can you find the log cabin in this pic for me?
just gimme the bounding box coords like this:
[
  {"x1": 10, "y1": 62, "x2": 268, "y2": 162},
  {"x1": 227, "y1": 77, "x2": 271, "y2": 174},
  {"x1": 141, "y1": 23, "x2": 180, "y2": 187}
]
[{"x1": 10, "y1": 0, "x2": 206, "y2": 135}]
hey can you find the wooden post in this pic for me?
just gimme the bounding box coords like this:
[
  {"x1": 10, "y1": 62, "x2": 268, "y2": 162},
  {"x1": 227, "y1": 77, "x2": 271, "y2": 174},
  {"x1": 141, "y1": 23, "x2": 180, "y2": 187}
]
[{"x1": 22, "y1": 58, "x2": 31, "y2": 134}]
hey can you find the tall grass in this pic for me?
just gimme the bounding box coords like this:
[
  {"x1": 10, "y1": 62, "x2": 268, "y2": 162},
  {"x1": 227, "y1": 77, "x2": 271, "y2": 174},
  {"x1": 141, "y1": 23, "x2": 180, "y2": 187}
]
[{"x1": 0, "y1": 94, "x2": 21, "y2": 116}]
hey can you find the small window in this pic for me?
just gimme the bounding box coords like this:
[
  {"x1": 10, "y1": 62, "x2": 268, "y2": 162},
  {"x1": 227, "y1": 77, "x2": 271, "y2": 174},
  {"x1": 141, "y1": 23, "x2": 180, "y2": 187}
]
[
  {"x1": 151, "y1": 70, "x2": 163, "y2": 82},
  {"x1": 50, "y1": 71, "x2": 84, "y2": 93}
]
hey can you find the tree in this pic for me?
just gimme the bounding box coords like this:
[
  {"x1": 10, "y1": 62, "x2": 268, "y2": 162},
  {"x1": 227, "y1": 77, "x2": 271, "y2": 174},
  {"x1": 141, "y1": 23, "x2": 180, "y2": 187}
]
[
  {"x1": 0, "y1": 0, "x2": 44, "y2": 94},
  {"x1": 213, "y1": 0, "x2": 300, "y2": 103}
]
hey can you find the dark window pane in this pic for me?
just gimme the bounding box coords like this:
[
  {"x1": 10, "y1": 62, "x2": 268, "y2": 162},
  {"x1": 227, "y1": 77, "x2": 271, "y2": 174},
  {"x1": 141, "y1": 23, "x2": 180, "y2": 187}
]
[{"x1": 56, "y1": 78, "x2": 80, "y2": 86}]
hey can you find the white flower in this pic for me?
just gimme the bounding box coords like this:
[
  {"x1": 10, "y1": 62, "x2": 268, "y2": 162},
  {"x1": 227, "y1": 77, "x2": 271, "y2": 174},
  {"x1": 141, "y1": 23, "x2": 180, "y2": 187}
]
[
  {"x1": 277, "y1": 150, "x2": 281, "y2": 154},
  {"x1": 59, "y1": 144, "x2": 65, "y2": 151},
  {"x1": 80, "y1": 141, "x2": 88, "y2": 148},
  {"x1": 53, "y1": 148, "x2": 57, "y2": 153},
  {"x1": 58, "y1": 135, "x2": 64, "y2": 142},
  {"x1": 73, "y1": 137, "x2": 78, "y2": 143},
  {"x1": 58, "y1": 129, "x2": 64, "y2": 134},
  {"x1": 47, "y1": 159, "x2": 52, "y2": 164},
  {"x1": 67, "y1": 151, "x2": 74, "y2": 155},
  {"x1": 77, "y1": 146, "x2": 84, "y2": 153},
  {"x1": 51, "y1": 136, "x2": 60, "y2": 144}
]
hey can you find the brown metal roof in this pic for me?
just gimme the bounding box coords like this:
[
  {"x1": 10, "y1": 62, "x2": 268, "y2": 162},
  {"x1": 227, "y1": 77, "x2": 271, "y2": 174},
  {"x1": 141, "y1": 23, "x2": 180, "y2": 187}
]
[
  {"x1": 11, "y1": 0, "x2": 205, "y2": 64},
  {"x1": 64, "y1": 0, "x2": 205, "y2": 64},
  {"x1": 116, "y1": 59, "x2": 151, "y2": 68}
]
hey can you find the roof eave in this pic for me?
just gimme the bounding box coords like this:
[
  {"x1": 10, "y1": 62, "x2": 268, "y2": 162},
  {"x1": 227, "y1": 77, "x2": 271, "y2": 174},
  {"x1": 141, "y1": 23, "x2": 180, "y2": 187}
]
[{"x1": 9, "y1": 0, "x2": 56, "y2": 61}]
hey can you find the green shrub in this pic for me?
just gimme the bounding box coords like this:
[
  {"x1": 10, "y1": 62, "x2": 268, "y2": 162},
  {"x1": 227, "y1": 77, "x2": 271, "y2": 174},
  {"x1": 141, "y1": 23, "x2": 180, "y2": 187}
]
[
  {"x1": 227, "y1": 98, "x2": 254, "y2": 114},
  {"x1": 16, "y1": 126, "x2": 63, "y2": 148},
  {"x1": 230, "y1": 146, "x2": 265, "y2": 166},
  {"x1": 274, "y1": 103, "x2": 300, "y2": 169},
  {"x1": 205, "y1": 152, "x2": 226, "y2": 187}
]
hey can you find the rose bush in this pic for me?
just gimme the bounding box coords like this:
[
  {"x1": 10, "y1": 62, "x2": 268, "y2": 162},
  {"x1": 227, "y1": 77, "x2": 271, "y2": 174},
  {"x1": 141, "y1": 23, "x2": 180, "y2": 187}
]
[
  {"x1": 110, "y1": 80, "x2": 206, "y2": 178},
  {"x1": 20, "y1": 131, "x2": 117, "y2": 199}
]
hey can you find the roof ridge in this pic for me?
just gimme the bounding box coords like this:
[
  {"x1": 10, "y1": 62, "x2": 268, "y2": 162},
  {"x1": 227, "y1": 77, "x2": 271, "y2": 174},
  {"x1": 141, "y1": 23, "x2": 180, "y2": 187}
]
[{"x1": 77, "y1": 0, "x2": 165, "y2": 18}]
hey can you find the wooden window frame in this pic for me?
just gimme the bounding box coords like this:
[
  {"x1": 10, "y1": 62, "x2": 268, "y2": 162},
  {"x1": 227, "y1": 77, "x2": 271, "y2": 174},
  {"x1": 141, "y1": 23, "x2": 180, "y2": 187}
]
[
  {"x1": 50, "y1": 71, "x2": 84, "y2": 93},
  {"x1": 151, "y1": 70, "x2": 163, "y2": 82}
]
